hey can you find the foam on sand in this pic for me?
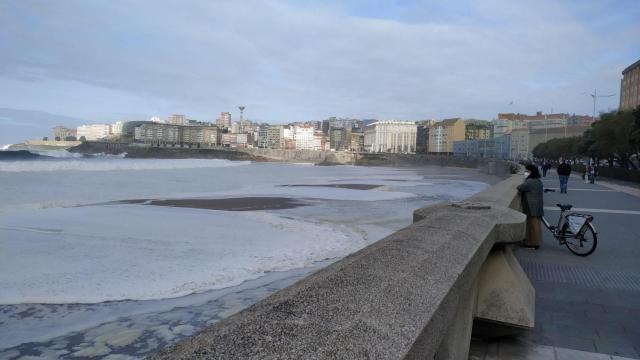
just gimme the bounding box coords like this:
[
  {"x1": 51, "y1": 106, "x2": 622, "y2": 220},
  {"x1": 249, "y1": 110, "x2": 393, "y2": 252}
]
[
  {"x1": 0, "y1": 157, "x2": 250, "y2": 172},
  {"x1": 0, "y1": 204, "x2": 366, "y2": 304}
]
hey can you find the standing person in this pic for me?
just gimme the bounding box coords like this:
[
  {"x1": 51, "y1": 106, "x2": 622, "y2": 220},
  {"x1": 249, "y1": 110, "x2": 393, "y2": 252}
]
[
  {"x1": 542, "y1": 161, "x2": 548, "y2": 177},
  {"x1": 590, "y1": 164, "x2": 597, "y2": 184},
  {"x1": 557, "y1": 160, "x2": 572, "y2": 193},
  {"x1": 518, "y1": 164, "x2": 544, "y2": 249}
]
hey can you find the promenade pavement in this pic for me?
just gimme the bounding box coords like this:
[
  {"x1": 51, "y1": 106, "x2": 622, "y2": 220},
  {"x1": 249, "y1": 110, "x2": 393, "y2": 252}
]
[{"x1": 471, "y1": 172, "x2": 640, "y2": 359}]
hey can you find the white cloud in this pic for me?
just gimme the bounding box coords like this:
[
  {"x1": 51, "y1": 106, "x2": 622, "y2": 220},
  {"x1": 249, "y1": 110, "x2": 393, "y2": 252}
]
[{"x1": 0, "y1": 0, "x2": 636, "y2": 127}]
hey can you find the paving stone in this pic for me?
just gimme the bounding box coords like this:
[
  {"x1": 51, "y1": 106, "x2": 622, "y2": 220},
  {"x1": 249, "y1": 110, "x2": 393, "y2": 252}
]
[
  {"x1": 497, "y1": 338, "x2": 556, "y2": 360},
  {"x1": 595, "y1": 323, "x2": 629, "y2": 339},
  {"x1": 594, "y1": 338, "x2": 640, "y2": 358},
  {"x1": 543, "y1": 322, "x2": 599, "y2": 341},
  {"x1": 555, "y1": 347, "x2": 610, "y2": 360},
  {"x1": 549, "y1": 334, "x2": 598, "y2": 353}
]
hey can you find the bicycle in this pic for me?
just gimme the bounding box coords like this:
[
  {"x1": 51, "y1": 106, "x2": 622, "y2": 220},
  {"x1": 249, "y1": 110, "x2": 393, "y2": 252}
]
[{"x1": 541, "y1": 189, "x2": 598, "y2": 256}]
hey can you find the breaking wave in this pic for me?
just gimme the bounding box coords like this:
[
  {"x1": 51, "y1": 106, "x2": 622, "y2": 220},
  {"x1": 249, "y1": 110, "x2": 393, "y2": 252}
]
[{"x1": 0, "y1": 158, "x2": 250, "y2": 172}]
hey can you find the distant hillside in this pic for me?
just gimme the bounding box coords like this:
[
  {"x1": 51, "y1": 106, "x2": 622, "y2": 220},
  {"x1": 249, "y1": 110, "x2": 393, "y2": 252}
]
[{"x1": 0, "y1": 108, "x2": 85, "y2": 146}]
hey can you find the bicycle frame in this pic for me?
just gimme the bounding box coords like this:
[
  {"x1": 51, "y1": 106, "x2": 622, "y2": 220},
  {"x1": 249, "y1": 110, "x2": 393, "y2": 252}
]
[{"x1": 542, "y1": 210, "x2": 595, "y2": 240}]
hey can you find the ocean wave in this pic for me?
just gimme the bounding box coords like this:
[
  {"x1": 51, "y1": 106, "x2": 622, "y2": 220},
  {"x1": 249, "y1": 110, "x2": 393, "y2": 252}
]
[
  {"x1": 0, "y1": 158, "x2": 251, "y2": 172},
  {"x1": 28, "y1": 149, "x2": 85, "y2": 158}
]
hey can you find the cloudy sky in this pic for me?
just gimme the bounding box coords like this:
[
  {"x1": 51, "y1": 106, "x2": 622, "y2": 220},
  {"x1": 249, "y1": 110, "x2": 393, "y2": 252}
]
[{"x1": 1, "y1": 0, "x2": 638, "y2": 129}]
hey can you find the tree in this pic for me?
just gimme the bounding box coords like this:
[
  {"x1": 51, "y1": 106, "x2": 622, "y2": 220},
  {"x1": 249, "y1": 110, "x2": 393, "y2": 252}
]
[
  {"x1": 532, "y1": 136, "x2": 582, "y2": 160},
  {"x1": 630, "y1": 106, "x2": 640, "y2": 153},
  {"x1": 534, "y1": 108, "x2": 640, "y2": 169},
  {"x1": 590, "y1": 110, "x2": 635, "y2": 168},
  {"x1": 55, "y1": 136, "x2": 61, "y2": 141},
  {"x1": 79, "y1": 136, "x2": 87, "y2": 142},
  {"x1": 64, "y1": 136, "x2": 77, "y2": 141},
  {"x1": 42, "y1": 136, "x2": 48, "y2": 141}
]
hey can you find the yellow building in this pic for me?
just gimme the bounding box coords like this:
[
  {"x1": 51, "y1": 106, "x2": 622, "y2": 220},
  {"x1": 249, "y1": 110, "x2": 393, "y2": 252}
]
[{"x1": 428, "y1": 118, "x2": 465, "y2": 153}]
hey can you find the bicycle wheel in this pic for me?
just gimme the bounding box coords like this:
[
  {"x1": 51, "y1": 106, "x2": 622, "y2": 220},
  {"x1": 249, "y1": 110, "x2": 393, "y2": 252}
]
[{"x1": 562, "y1": 223, "x2": 597, "y2": 256}]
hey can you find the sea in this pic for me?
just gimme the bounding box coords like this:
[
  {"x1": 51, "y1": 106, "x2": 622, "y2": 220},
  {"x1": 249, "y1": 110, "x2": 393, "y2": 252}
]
[{"x1": 0, "y1": 149, "x2": 490, "y2": 359}]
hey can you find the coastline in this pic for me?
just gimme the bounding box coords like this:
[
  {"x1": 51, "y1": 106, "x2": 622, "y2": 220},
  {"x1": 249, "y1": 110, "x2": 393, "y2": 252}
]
[
  {"x1": 66, "y1": 142, "x2": 516, "y2": 178},
  {"x1": 0, "y1": 161, "x2": 499, "y2": 359}
]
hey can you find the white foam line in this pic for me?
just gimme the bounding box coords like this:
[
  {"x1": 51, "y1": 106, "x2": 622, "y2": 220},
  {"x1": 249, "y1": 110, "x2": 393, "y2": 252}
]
[{"x1": 544, "y1": 207, "x2": 640, "y2": 215}]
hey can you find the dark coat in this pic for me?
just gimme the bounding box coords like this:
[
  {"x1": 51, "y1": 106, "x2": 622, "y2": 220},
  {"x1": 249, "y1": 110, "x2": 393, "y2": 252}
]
[
  {"x1": 517, "y1": 177, "x2": 544, "y2": 217},
  {"x1": 557, "y1": 163, "x2": 572, "y2": 176}
]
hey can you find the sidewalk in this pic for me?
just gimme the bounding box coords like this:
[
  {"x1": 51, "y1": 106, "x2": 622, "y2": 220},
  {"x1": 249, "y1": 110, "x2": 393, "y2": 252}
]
[{"x1": 471, "y1": 173, "x2": 640, "y2": 359}]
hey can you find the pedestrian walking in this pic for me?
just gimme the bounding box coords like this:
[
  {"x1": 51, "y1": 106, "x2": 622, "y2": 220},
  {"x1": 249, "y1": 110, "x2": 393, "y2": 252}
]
[
  {"x1": 518, "y1": 164, "x2": 544, "y2": 249},
  {"x1": 589, "y1": 165, "x2": 597, "y2": 184},
  {"x1": 542, "y1": 161, "x2": 549, "y2": 177},
  {"x1": 557, "y1": 160, "x2": 572, "y2": 193}
]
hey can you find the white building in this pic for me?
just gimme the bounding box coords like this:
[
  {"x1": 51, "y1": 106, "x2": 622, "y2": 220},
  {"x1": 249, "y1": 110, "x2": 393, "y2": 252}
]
[
  {"x1": 364, "y1": 121, "x2": 417, "y2": 153},
  {"x1": 76, "y1": 124, "x2": 111, "y2": 141},
  {"x1": 510, "y1": 128, "x2": 530, "y2": 160},
  {"x1": 282, "y1": 126, "x2": 294, "y2": 141},
  {"x1": 111, "y1": 121, "x2": 124, "y2": 135},
  {"x1": 167, "y1": 114, "x2": 186, "y2": 126},
  {"x1": 217, "y1": 112, "x2": 232, "y2": 128},
  {"x1": 294, "y1": 125, "x2": 315, "y2": 150}
]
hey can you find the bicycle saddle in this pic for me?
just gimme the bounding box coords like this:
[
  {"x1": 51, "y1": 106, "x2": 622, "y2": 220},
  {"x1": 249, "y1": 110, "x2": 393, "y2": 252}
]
[{"x1": 556, "y1": 204, "x2": 573, "y2": 211}]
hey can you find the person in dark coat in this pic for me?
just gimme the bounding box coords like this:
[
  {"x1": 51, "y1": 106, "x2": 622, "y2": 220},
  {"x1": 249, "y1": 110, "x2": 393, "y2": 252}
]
[
  {"x1": 542, "y1": 161, "x2": 550, "y2": 177},
  {"x1": 557, "y1": 160, "x2": 572, "y2": 193},
  {"x1": 518, "y1": 164, "x2": 544, "y2": 249}
]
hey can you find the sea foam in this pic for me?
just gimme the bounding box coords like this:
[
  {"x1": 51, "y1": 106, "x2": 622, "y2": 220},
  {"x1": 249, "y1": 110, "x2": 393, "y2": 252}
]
[{"x1": 0, "y1": 158, "x2": 250, "y2": 172}]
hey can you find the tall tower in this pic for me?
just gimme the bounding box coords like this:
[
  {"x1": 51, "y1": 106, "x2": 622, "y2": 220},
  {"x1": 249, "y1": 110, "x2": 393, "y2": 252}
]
[{"x1": 238, "y1": 106, "x2": 245, "y2": 133}]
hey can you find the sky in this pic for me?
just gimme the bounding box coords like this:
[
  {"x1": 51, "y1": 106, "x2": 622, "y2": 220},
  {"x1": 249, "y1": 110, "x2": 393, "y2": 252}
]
[{"x1": 0, "y1": 0, "x2": 638, "y2": 142}]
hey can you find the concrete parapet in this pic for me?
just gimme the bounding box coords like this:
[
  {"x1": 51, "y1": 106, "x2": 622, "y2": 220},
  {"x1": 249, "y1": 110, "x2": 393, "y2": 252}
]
[{"x1": 149, "y1": 175, "x2": 529, "y2": 360}]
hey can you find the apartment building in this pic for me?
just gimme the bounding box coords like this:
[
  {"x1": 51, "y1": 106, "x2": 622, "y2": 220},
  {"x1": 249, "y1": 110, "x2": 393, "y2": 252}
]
[
  {"x1": 427, "y1": 118, "x2": 465, "y2": 154},
  {"x1": 453, "y1": 135, "x2": 511, "y2": 159},
  {"x1": 330, "y1": 127, "x2": 350, "y2": 151},
  {"x1": 364, "y1": 121, "x2": 417, "y2": 153},
  {"x1": 620, "y1": 59, "x2": 640, "y2": 111},
  {"x1": 267, "y1": 125, "x2": 284, "y2": 149},
  {"x1": 217, "y1": 112, "x2": 232, "y2": 128},
  {"x1": 350, "y1": 132, "x2": 364, "y2": 152},
  {"x1": 77, "y1": 124, "x2": 111, "y2": 141},
  {"x1": 293, "y1": 125, "x2": 315, "y2": 150},
  {"x1": 495, "y1": 112, "x2": 569, "y2": 138},
  {"x1": 52, "y1": 126, "x2": 76, "y2": 140},
  {"x1": 167, "y1": 114, "x2": 187, "y2": 126},
  {"x1": 464, "y1": 120, "x2": 493, "y2": 140},
  {"x1": 134, "y1": 123, "x2": 219, "y2": 146}
]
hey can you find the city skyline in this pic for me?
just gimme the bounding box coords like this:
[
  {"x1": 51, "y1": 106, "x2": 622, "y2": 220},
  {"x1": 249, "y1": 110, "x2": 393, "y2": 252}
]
[{"x1": 1, "y1": 1, "x2": 638, "y2": 144}]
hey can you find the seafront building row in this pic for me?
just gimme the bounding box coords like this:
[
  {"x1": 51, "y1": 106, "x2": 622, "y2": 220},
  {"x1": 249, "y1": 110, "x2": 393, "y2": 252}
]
[{"x1": 51, "y1": 110, "x2": 597, "y2": 159}]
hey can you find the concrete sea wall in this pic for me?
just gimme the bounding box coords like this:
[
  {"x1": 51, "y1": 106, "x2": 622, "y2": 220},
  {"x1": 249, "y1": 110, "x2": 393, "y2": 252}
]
[{"x1": 149, "y1": 174, "x2": 531, "y2": 360}]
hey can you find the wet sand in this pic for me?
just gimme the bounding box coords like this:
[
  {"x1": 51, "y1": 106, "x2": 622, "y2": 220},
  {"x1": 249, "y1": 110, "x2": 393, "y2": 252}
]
[
  {"x1": 107, "y1": 184, "x2": 382, "y2": 211},
  {"x1": 278, "y1": 184, "x2": 382, "y2": 190},
  {"x1": 145, "y1": 197, "x2": 307, "y2": 211}
]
